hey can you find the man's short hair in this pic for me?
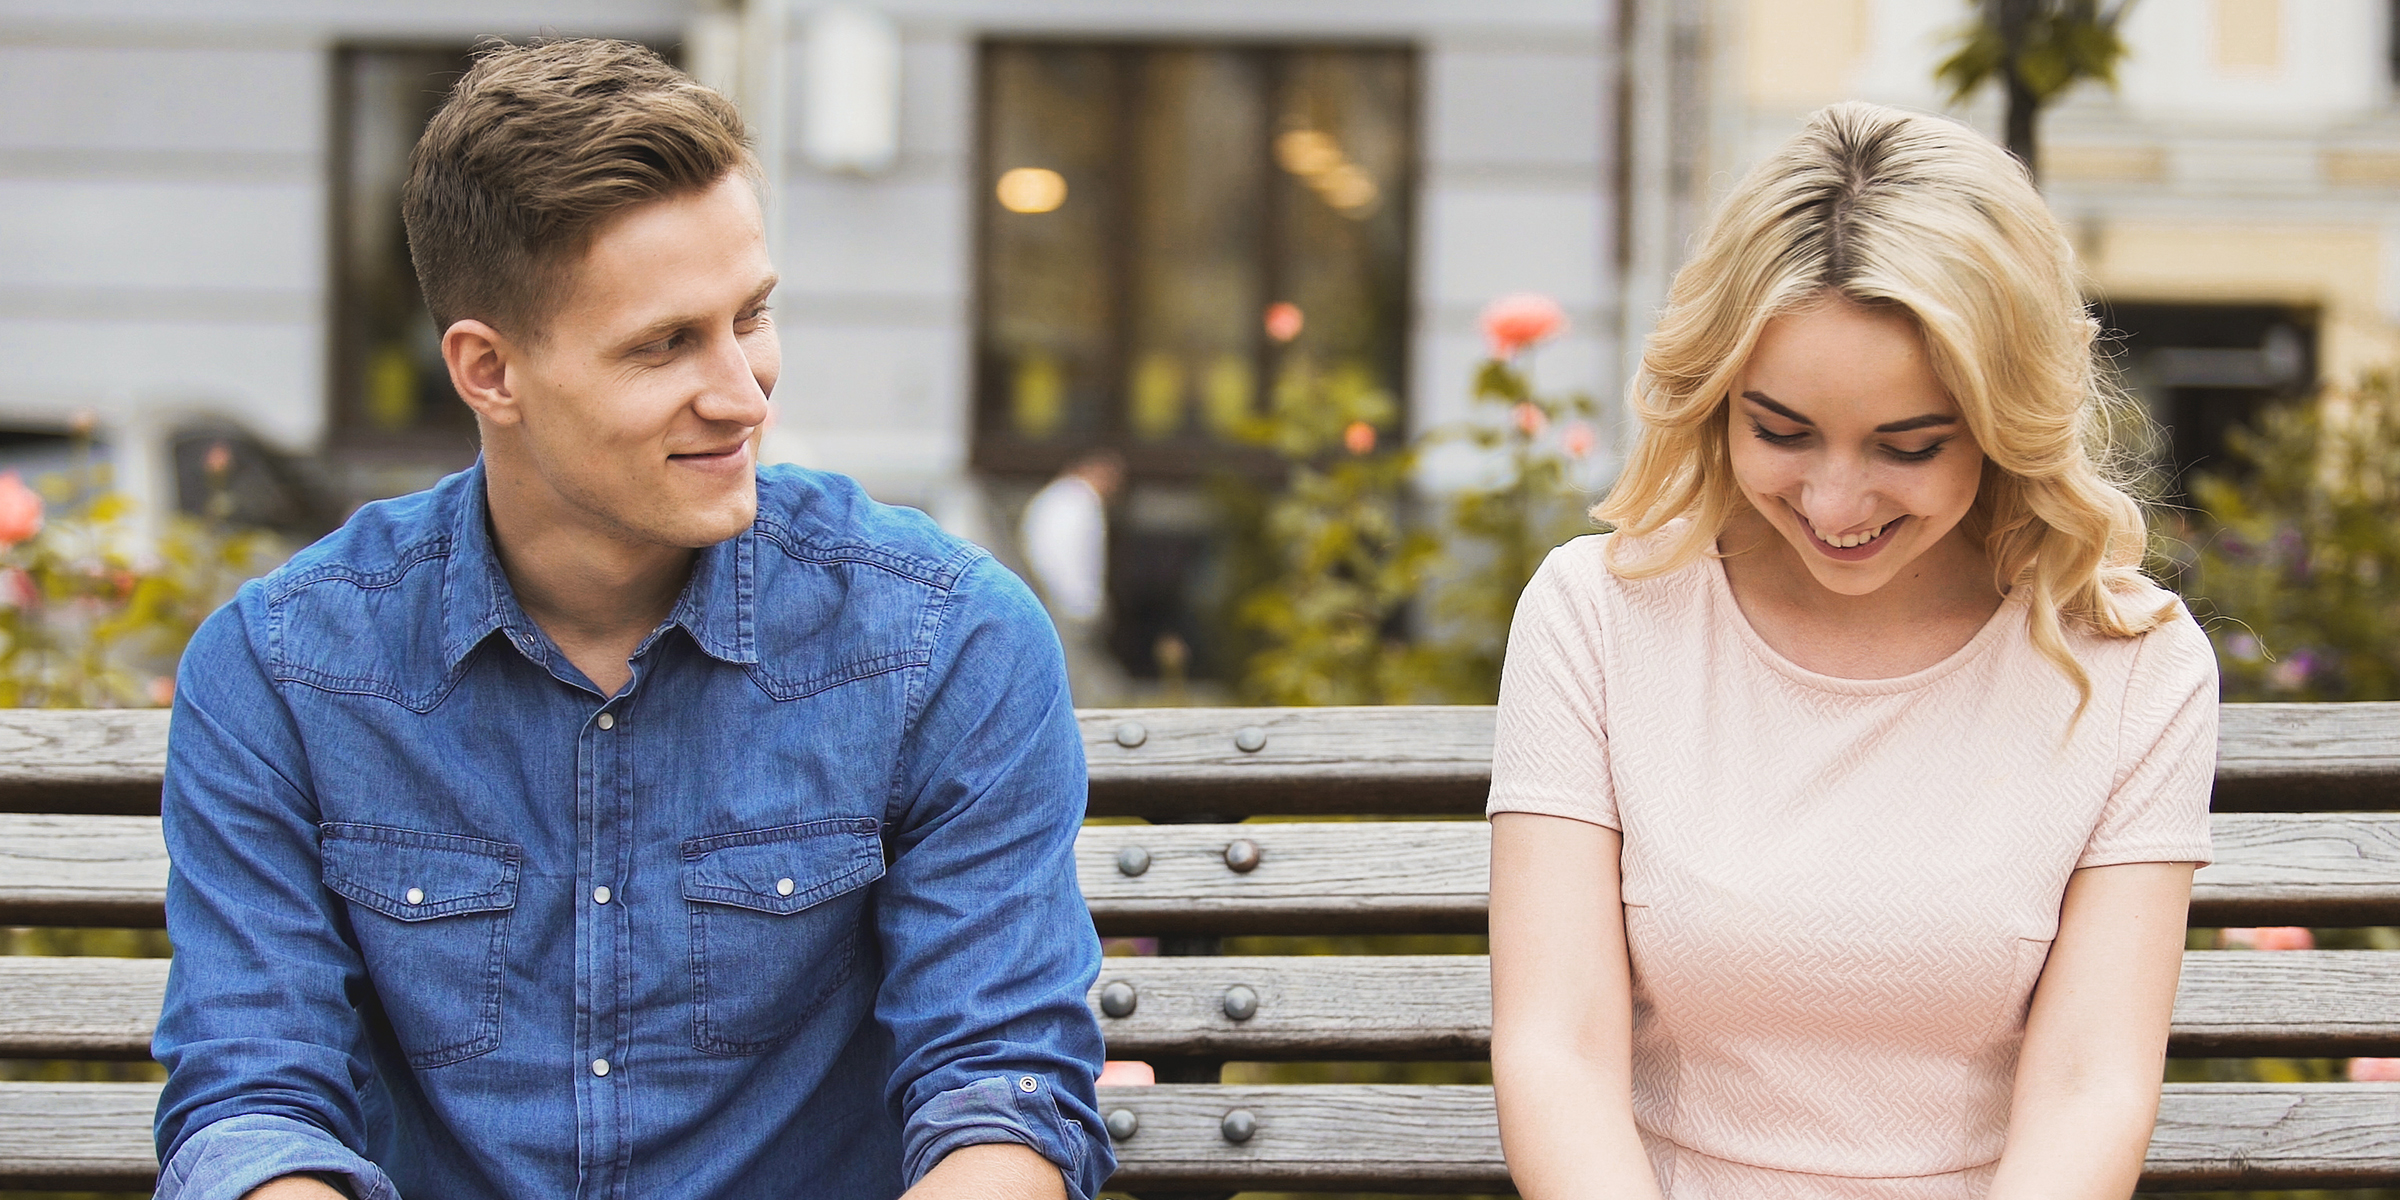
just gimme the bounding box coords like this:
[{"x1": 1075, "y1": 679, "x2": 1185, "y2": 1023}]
[{"x1": 401, "y1": 38, "x2": 755, "y2": 343}]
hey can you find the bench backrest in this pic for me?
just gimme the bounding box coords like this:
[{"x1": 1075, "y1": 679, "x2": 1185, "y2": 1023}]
[{"x1": 2, "y1": 703, "x2": 2398, "y2": 1194}]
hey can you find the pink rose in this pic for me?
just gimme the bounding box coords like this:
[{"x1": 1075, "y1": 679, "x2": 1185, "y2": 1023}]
[
  {"x1": 1097, "y1": 1060, "x2": 1156, "y2": 1087},
  {"x1": 2350, "y1": 1058, "x2": 2400, "y2": 1082},
  {"x1": 2218, "y1": 926, "x2": 2314, "y2": 950},
  {"x1": 1511, "y1": 403, "x2": 1547, "y2": 439},
  {"x1": 1343, "y1": 421, "x2": 1377, "y2": 455},
  {"x1": 1264, "y1": 302, "x2": 1304, "y2": 344},
  {"x1": 1562, "y1": 422, "x2": 1596, "y2": 460},
  {"x1": 1481, "y1": 293, "x2": 1566, "y2": 358},
  {"x1": 0, "y1": 473, "x2": 44, "y2": 548}
]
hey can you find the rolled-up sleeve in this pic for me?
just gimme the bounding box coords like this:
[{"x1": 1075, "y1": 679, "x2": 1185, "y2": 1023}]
[
  {"x1": 878, "y1": 554, "x2": 1112, "y2": 1199},
  {"x1": 152, "y1": 587, "x2": 395, "y2": 1200}
]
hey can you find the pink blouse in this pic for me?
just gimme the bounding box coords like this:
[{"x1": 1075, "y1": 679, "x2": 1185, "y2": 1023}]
[{"x1": 1487, "y1": 533, "x2": 2217, "y2": 1198}]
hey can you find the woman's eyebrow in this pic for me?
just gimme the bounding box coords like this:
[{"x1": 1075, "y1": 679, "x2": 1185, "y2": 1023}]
[
  {"x1": 1743, "y1": 391, "x2": 1957, "y2": 434},
  {"x1": 1741, "y1": 390, "x2": 1813, "y2": 426},
  {"x1": 1873, "y1": 413, "x2": 1958, "y2": 433}
]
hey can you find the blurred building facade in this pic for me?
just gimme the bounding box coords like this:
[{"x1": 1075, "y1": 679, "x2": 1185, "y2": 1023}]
[
  {"x1": 1710, "y1": 0, "x2": 2400, "y2": 492},
  {"x1": 0, "y1": 1, "x2": 1611, "y2": 527},
  {"x1": 2, "y1": 0, "x2": 2392, "y2": 666}
]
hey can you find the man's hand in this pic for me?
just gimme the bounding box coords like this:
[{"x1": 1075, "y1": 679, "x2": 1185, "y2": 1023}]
[
  {"x1": 900, "y1": 1143, "x2": 1067, "y2": 1200},
  {"x1": 242, "y1": 1176, "x2": 348, "y2": 1200}
]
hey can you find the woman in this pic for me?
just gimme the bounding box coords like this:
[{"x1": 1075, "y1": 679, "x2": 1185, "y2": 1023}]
[{"x1": 1486, "y1": 102, "x2": 2217, "y2": 1198}]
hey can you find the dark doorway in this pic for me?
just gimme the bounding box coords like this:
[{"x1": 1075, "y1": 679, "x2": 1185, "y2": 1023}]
[{"x1": 2096, "y1": 302, "x2": 2316, "y2": 500}]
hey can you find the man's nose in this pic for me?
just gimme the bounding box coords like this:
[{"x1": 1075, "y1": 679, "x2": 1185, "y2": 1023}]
[{"x1": 696, "y1": 329, "x2": 771, "y2": 426}]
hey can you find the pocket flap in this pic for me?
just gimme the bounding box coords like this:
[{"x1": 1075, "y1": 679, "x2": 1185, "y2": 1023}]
[
  {"x1": 322, "y1": 823, "x2": 522, "y2": 921},
  {"x1": 681, "y1": 817, "x2": 885, "y2": 915}
]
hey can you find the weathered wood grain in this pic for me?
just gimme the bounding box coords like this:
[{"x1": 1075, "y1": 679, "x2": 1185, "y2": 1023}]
[
  {"x1": 0, "y1": 1081, "x2": 161, "y2": 1192},
  {"x1": 2215, "y1": 702, "x2": 2400, "y2": 811},
  {"x1": 0, "y1": 702, "x2": 2383, "y2": 818},
  {"x1": 0, "y1": 956, "x2": 169, "y2": 1058},
  {"x1": 0, "y1": 708, "x2": 167, "y2": 815},
  {"x1": 1079, "y1": 821, "x2": 1488, "y2": 935},
  {"x1": 1080, "y1": 706, "x2": 1496, "y2": 817},
  {"x1": 1077, "y1": 704, "x2": 2400, "y2": 817},
  {"x1": 2141, "y1": 1083, "x2": 2400, "y2": 1187},
  {"x1": 0, "y1": 812, "x2": 167, "y2": 926},
  {"x1": 3, "y1": 1081, "x2": 2393, "y2": 1190},
  {"x1": 12, "y1": 949, "x2": 2395, "y2": 1063},
  {"x1": 2190, "y1": 812, "x2": 2400, "y2": 926},
  {"x1": 13, "y1": 812, "x2": 2400, "y2": 931},
  {"x1": 2172, "y1": 950, "x2": 2400, "y2": 1056}
]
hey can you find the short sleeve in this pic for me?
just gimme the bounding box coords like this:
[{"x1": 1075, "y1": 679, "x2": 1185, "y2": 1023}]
[
  {"x1": 1487, "y1": 541, "x2": 1618, "y2": 830},
  {"x1": 2080, "y1": 606, "x2": 2219, "y2": 868}
]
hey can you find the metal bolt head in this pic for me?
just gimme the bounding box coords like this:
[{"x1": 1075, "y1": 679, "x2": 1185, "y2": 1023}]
[
  {"x1": 1233, "y1": 725, "x2": 1267, "y2": 753},
  {"x1": 1113, "y1": 721, "x2": 1148, "y2": 748},
  {"x1": 1219, "y1": 1108, "x2": 1257, "y2": 1144},
  {"x1": 1223, "y1": 838, "x2": 1262, "y2": 873},
  {"x1": 1221, "y1": 984, "x2": 1259, "y2": 1022},
  {"x1": 1115, "y1": 845, "x2": 1151, "y2": 876},
  {"x1": 1099, "y1": 980, "x2": 1138, "y2": 1019},
  {"x1": 1105, "y1": 1108, "x2": 1139, "y2": 1141}
]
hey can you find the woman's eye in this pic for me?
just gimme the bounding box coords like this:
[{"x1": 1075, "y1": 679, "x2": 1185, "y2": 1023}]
[
  {"x1": 1749, "y1": 421, "x2": 1807, "y2": 447},
  {"x1": 1886, "y1": 440, "x2": 1948, "y2": 463}
]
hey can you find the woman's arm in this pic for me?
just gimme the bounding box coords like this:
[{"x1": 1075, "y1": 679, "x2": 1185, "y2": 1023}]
[
  {"x1": 1986, "y1": 860, "x2": 2195, "y2": 1199},
  {"x1": 1489, "y1": 812, "x2": 1664, "y2": 1200}
]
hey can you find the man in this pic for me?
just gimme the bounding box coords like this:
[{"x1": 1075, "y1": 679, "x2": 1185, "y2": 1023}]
[
  {"x1": 152, "y1": 40, "x2": 1109, "y2": 1200},
  {"x1": 1016, "y1": 450, "x2": 1127, "y2": 704}
]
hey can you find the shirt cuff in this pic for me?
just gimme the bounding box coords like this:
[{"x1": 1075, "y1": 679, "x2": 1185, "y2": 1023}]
[
  {"x1": 156, "y1": 1113, "x2": 398, "y2": 1200},
  {"x1": 902, "y1": 1074, "x2": 1097, "y2": 1199}
]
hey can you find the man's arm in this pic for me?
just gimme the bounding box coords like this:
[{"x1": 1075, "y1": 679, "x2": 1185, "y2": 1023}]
[
  {"x1": 151, "y1": 593, "x2": 396, "y2": 1200},
  {"x1": 901, "y1": 1143, "x2": 1067, "y2": 1200},
  {"x1": 875, "y1": 553, "x2": 1112, "y2": 1200}
]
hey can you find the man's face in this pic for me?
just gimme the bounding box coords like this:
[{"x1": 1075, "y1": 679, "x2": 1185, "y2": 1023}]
[{"x1": 504, "y1": 172, "x2": 779, "y2": 550}]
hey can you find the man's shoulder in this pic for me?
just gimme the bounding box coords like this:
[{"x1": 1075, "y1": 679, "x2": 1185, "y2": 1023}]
[
  {"x1": 262, "y1": 469, "x2": 470, "y2": 603},
  {"x1": 751, "y1": 464, "x2": 991, "y2": 594}
]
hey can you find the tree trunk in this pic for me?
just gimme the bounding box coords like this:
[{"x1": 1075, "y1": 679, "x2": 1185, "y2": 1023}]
[
  {"x1": 2006, "y1": 69, "x2": 2040, "y2": 183},
  {"x1": 1994, "y1": 0, "x2": 2042, "y2": 184}
]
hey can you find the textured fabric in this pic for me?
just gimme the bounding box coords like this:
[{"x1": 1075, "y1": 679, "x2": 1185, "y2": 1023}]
[
  {"x1": 154, "y1": 462, "x2": 1112, "y2": 1200},
  {"x1": 1489, "y1": 531, "x2": 2217, "y2": 1196}
]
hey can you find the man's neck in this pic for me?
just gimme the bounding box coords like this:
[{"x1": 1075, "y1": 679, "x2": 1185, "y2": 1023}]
[{"x1": 482, "y1": 459, "x2": 694, "y2": 697}]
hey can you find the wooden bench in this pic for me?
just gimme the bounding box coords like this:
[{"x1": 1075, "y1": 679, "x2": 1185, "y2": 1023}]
[{"x1": 3, "y1": 703, "x2": 2399, "y2": 1194}]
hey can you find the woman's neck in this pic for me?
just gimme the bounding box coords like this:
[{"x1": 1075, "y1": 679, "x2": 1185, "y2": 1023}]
[{"x1": 1716, "y1": 506, "x2": 2005, "y2": 680}]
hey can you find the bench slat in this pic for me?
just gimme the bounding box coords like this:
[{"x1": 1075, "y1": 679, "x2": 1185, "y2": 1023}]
[
  {"x1": 8, "y1": 1081, "x2": 2392, "y2": 1190},
  {"x1": 2, "y1": 703, "x2": 2388, "y2": 818},
  {"x1": 11, "y1": 812, "x2": 2400, "y2": 931},
  {"x1": 13, "y1": 950, "x2": 2395, "y2": 1063},
  {"x1": 0, "y1": 956, "x2": 169, "y2": 1058}
]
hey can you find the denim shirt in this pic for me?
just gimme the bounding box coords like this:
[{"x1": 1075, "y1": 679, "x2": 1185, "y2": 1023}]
[{"x1": 152, "y1": 463, "x2": 1112, "y2": 1200}]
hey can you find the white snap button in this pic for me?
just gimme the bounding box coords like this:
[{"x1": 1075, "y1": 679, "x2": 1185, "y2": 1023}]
[
  {"x1": 404, "y1": 887, "x2": 424, "y2": 905},
  {"x1": 775, "y1": 877, "x2": 795, "y2": 897},
  {"x1": 593, "y1": 886, "x2": 612, "y2": 905},
  {"x1": 1018, "y1": 1075, "x2": 1039, "y2": 1093},
  {"x1": 592, "y1": 1058, "x2": 610, "y2": 1077},
  {"x1": 596, "y1": 712, "x2": 615, "y2": 731}
]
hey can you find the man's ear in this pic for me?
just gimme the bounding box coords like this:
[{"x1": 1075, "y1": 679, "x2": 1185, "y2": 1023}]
[{"x1": 442, "y1": 319, "x2": 524, "y2": 427}]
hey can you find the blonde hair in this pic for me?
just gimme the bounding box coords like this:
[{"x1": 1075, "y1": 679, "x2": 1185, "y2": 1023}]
[{"x1": 1597, "y1": 100, "x2": 2177, "y2": 705}]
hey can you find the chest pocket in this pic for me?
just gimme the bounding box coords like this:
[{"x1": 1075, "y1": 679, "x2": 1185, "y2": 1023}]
[
  {"x1": 321, "y1": 823, "x2": 521, "y2": 1068},
  {"x1": 681, "y1": 817, "x2": 885, "y2": 1055}
]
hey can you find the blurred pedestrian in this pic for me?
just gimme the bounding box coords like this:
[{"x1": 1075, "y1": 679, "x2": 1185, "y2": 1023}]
[{"x1": 1020, "y1": 449, "x2": 1129, "y2": 704}]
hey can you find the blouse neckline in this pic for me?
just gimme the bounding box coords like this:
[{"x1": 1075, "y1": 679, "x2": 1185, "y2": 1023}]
[{"x1": 1701, "y1": 543, "x2": 2027, "y2": 697}]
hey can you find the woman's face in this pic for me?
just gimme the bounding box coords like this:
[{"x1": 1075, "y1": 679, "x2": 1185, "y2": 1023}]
[{"x1": 1726, "y1": 295, "x2": 1986, "y2": 597}]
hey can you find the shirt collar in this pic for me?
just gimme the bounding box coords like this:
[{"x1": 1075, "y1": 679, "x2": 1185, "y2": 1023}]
[{"x1": 439, "y1": 461, "x2": 760, "y2": 672}]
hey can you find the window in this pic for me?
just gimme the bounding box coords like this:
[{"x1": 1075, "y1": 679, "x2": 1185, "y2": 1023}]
[
  {"x1": 2100, "y1": 301, "x2": 2316, "y2": 499},
  {"x1": 330, "y1": 47, "x2": 480, "y2": 478},
  {"x1": 972, "y1": 42, "x2": 1417, "y2": 480}
]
